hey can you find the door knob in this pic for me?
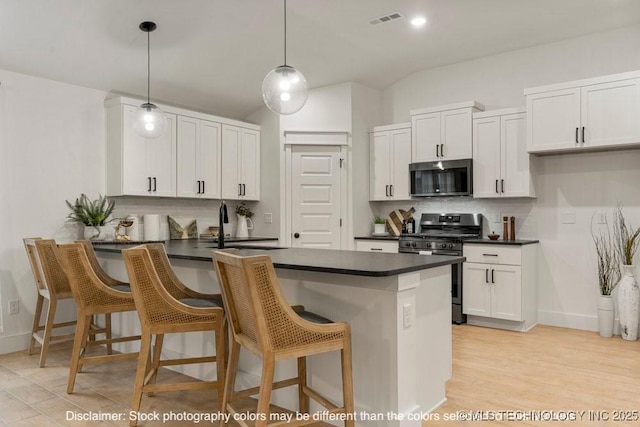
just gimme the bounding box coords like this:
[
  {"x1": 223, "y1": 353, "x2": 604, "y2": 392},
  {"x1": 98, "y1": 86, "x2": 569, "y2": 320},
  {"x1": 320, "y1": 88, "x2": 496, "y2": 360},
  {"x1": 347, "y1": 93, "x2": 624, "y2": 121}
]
[{"x1": 293, "y1": 233, "x2": 300, "y2": 239}]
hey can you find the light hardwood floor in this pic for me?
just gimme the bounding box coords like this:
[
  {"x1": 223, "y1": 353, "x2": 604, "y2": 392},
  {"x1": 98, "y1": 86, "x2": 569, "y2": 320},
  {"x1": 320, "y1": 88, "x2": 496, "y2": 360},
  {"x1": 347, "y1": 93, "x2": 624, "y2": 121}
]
[{"x1": 0, "y1": 325, "x2": 638, "y2": 426}]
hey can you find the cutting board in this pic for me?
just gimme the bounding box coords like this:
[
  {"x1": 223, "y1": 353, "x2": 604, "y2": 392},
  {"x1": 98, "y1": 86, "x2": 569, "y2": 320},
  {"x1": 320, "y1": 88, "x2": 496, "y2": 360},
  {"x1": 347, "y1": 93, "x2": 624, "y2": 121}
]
[{"x1": 386, "y1": 207, "x2": 416, "y2": 236}]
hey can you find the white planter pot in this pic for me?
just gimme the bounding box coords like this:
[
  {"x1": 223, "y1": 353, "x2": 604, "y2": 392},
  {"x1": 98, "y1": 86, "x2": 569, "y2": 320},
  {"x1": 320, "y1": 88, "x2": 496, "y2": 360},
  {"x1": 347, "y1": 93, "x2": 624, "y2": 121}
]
[
  {"x1": 617, "y1": 264, "x2": 640, "y2": 341},
  {"x1": 84, "y1": 225, "x2": 108, "y2": 241},
  {"x1": 374, "y1": 223, "x2": 386, "y2": 234},
  {"x1": 596, "y1": 294, "x2": 615, "y2": 338}
]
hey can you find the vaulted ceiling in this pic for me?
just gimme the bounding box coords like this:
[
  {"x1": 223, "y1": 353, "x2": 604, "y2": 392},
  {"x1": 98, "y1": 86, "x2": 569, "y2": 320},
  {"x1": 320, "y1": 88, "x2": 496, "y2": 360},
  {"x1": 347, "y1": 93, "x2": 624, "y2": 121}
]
[{"x1": 1, "y1": 0, "x2": 639, "y2": 119}]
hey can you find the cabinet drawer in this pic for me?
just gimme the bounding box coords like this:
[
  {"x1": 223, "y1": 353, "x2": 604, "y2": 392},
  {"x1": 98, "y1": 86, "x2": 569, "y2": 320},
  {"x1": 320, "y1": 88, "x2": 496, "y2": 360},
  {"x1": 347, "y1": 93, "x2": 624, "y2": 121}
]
[
  {"x1": 355, "y1": 240, "x2": 398, "y2": 253},
  {"x1": 463, "y1": 244, "x2": 521, "y2": 265}
]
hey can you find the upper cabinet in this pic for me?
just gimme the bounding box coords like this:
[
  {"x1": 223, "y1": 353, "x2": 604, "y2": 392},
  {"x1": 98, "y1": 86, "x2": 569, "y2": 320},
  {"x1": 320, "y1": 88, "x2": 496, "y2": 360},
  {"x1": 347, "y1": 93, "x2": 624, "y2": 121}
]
[
  {"x1": 410, "y1": 101, "x2": 484, "y2": 162},
  {"x1": 221, "y1": 124, "x2": 260, "y2": 201},
  {"x1": 370, "y1": 123, "x2": 412, "y2": 201},
  {"x1": 472, "y1": 108, "x2": 535, "y2": 198},
  {"x1": 525, "y1": 70, "x2": 640, "y2": 154},
  {"x1": 105, "y1": 97, "x2": 260, "y2": 200},
  {"x1": 177, "y1": 116, "x2": 221, "y2": 199},
  {"x1": 106, "y1": 103, "x2": 177, "y2": 197}
]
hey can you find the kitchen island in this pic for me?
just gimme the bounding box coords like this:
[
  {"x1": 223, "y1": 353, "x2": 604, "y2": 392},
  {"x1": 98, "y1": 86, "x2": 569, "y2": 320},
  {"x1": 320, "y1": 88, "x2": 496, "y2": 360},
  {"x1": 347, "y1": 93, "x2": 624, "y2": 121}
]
[{"x1": 94, "y1": 241, "x2": 463, "y2": 427}]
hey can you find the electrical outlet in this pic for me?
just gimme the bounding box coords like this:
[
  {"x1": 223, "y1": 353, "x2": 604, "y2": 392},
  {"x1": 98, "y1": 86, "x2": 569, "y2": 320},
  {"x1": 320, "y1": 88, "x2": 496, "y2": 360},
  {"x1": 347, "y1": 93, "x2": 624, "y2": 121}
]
[
  {"x1": 597, "y1": 212, "x2": 607, "y2": 224},
  {"x1": 264, "y1": 213, "x2": 273, "y2": 224},
  {"x1": 402, "y1": 304, "x2": 412, "y2": 328},
  {"x1": 9, "y1": 300, "x2": 19, "y2": 315},
  {"x1": 493, "y1": 213, "x2": 501, "y2": 223},
  {"x1": 561, "y1": 211, "x2": 576, "y2": 224}
]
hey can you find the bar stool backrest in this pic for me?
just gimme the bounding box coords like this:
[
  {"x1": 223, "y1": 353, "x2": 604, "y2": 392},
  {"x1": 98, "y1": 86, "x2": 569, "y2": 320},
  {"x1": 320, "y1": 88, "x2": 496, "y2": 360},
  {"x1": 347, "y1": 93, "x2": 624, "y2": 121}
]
[
  {"x1": 23, "y1": 238, "x2": 46, "y2": 293},
  {"x1": 33, "y1": 239, "x2": 73, "y2": 296}
]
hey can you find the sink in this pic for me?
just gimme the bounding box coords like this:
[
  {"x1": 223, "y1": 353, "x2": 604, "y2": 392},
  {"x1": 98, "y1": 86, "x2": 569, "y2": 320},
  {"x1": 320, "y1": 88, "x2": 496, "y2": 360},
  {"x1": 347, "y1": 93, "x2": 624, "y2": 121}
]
[{"x1": 207, "y1": 245, "x2": 284, "y2": 250}]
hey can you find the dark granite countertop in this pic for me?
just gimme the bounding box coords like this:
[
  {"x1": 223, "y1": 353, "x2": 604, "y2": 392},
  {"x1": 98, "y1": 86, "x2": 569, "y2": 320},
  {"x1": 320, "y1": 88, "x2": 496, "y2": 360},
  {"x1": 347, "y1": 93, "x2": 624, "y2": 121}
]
[
  {"x1": 94, "y1": 240, "x2": 464, "y2": 277},
  {"x1": 92, "y1": 236, "x2": 278, "y2": 245},
  {"x1": 354, "y1": 236, "x2": 399, "y2": 241},
  {"x1": 462, "y1": 238, "x2": 539, "y2": 246}
]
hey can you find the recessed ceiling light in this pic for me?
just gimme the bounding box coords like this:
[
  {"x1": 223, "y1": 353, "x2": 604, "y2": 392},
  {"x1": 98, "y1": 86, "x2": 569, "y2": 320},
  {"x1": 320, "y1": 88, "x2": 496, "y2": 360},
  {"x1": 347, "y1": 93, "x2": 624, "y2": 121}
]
[{"x1": 411, "y1": 16, "x2": 427, "y2": 27}]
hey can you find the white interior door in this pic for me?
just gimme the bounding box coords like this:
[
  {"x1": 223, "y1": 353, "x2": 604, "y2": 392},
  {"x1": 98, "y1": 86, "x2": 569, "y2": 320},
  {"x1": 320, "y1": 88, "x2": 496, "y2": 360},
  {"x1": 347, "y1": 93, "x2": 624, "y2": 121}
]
[{"x1": 291, "y1": 145, "x2": 343, "y2": 249}]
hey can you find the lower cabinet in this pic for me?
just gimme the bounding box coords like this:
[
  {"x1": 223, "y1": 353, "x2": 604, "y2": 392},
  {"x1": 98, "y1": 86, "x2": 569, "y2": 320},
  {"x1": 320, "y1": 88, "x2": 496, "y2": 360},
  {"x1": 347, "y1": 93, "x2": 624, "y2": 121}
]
[
  {"x1": 463, "y1": 243, "x2": 537, "y2": 331},
  {"x1": 355, "y1": 240, "x2": 399, "y2": 253}
]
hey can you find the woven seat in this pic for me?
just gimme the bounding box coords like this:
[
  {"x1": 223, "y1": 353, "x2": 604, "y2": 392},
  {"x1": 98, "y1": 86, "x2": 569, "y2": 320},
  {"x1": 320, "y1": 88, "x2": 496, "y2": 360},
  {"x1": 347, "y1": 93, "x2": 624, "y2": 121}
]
[
  {"x1": 123, "y1": 245, "x2": 226, "y2": 427},
  {"x1": 23, "y1": 238, "x2": 78, "y2": 367},
  {"x1": 145, "y1": 243, "x2": 223, "y2": 308},
  {"x1": 57, "y1": 242, "x2": 141, "y2": 394},
  {"x1": 212, "y1": 250, "x2": 355, "y2": 427}
]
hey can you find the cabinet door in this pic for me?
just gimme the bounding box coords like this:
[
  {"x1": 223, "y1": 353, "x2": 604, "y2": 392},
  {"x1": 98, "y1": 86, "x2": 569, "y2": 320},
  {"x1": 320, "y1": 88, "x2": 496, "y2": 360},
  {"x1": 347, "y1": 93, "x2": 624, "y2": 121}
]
[
  {"x1": 527, "y1": 88, "x2": 581, "y2": 153},
  {"x1": 472, "y1": 116, "x2": 501, "y2": 198},
  {"x1": 200, "y1": 120, "x2": 221, "y2": 199},
  {"x1": 581, "y1": 78, "x2": 640, "y2": 148},
  {"x1": 412, "y1": 112, "x2": 440, "y2": 162},
  {"x1": 221, "y1": 125, "x2": 241, "y2": 200},
  {"x1": 501, "y1": 113, "x2": 531, "y2": 197},
  {"x1": 239, "y1": 128, "x2": 260, "y2": 200},
  {"x1": 390, "y1": 128, "x2": 411, "y2": 200},
  {"x1": 148, "y1": 114, "x2": 177, "y2": 197},
  {"x1": 490, "y1": 265, "x2": 522, "y2": 321},
  {"x1": 122, "y1": 105, "x2": 152, "y2": 196},
  {"x1": 463, "y1": 263, "x2": 492, "y2": 317},
  {"x1": 370, "y1": 131, "x2": 391, "y2": 201},
  {"x1": 176, "y1": 116, "x2": 200, "y2": 198},
  {"x1": 441, "y1": 108, "x2": 472, "y2": 160}
]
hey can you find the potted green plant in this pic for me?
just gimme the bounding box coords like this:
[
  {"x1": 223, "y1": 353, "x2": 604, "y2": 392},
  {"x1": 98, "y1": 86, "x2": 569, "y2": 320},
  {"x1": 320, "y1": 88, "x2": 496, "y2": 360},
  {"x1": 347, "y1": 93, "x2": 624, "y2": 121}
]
[
  {"x1": 613, "y1": 203, "x2": 640, "y2": 340},
  {"x1": 591, "y1": 213, "x2": 620, "y2": 337},
  {"x1": 373, "y1": 216, "x2": 387, "y2": 235},
  {"x1": 66, "y1": 193, "x2": 116, "y2": 241},
  {"x1": 235, "y1": 202, "x2": 254, "y2": 238}
]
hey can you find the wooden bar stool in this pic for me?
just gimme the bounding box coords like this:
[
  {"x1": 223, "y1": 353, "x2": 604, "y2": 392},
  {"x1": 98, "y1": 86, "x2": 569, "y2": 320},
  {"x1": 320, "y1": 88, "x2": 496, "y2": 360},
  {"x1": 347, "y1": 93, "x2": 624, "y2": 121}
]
[
  {"x1": 23, "y1": 238, "x2": 77, "y2": 367},
  {"x1": 57, "y1": 242, "x2": 141, "y2": 394},
  {"x1": 123, "y1": 245, "x2": 226, "y2": 427},
  {"x1": 212, "y1": 250, "x2": 355, "y2": 427}
]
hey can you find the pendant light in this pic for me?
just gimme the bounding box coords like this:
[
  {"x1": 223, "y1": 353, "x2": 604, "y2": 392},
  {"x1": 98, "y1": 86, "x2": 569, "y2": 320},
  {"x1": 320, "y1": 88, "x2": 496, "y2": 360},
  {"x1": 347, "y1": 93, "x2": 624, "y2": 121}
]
[
  {"x1": 262, "y1": 0, "x2": 308, "y2": 115},
  {"x1": 133, "y1": 21, "x2": 167, "y2": 139}
]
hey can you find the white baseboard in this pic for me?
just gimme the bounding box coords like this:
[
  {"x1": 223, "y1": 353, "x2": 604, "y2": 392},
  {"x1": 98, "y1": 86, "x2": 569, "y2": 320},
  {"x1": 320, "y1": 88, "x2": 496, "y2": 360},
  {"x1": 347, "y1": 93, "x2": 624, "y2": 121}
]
[
  {"x1": 538, "y1": 310, "x2": 620, "y2": 334},
  {"x1": 0, "y1": 332, "x2": 30, "y2": 355}
]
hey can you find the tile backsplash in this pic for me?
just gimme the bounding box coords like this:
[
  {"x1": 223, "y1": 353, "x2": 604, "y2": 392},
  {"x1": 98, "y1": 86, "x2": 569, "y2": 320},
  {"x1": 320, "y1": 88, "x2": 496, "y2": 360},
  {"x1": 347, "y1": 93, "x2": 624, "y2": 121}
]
[{"x1": 371, "y1": 197, "x2": 537, "y2": 239}]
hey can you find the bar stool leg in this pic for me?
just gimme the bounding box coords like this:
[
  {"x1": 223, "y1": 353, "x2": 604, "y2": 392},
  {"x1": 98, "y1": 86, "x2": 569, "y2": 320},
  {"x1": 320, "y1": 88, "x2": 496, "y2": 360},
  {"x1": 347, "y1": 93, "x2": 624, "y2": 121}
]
[
  {"x1": 220, "y1": 340, "x2": 240, "y2": 426},
  {"x1": 130, "y1": 331, "x2": 153, "y2": 427},
  {"x1": 146, "y1": 333, "x2": 164, "y2": 397},
  {"x1": 215, "y1": 323, "x2": 226, "y2": 411},
  {"x1": 67, "y1": 314, "x2": 91, "y2": 394},
  {"x1": 105, "y1": 313, "x2": 113, "y2": 354},
  {"x1": 28, "y1": 294, "x2": 45, "y2": 356},
  {"x1": 256, "y1": 354, "x2": 275, "y2": 427},
  {"x1": 39, "y1": 298, "x2": 58, "y2": 368},
  {"x1": 297, "y1": 356, "x2": 309, "y2": 413},
  {"x1": 341, "y1": 342, "x2": 355, "y2": 427}
]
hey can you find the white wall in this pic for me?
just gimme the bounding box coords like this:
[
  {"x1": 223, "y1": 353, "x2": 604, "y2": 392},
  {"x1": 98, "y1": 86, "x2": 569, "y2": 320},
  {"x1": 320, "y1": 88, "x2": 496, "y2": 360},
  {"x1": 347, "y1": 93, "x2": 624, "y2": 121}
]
[
  {"x1": 379, "y1": 24, "x2": 640, "y2": 331},
  {"x1": 0, "y1": 69, "x2": 107, "y2": 352}
]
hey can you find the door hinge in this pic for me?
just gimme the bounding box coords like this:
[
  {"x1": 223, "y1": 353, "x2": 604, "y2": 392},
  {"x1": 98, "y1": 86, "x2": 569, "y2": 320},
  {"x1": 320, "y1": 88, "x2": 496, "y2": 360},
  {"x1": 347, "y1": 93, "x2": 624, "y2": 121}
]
[
  {"x1": 340, "y1": 218, "x2": 343, "y2": 227},
  {"x1": 339, "y1": 158, "x2": 344, "y2": 168}
]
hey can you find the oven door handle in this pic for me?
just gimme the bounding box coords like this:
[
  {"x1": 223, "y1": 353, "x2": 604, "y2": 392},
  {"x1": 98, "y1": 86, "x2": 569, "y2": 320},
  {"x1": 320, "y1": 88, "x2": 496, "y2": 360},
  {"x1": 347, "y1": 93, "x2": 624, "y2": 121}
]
[{"x1": 429, "y1": 250, "x2": 460, "y2": 256}]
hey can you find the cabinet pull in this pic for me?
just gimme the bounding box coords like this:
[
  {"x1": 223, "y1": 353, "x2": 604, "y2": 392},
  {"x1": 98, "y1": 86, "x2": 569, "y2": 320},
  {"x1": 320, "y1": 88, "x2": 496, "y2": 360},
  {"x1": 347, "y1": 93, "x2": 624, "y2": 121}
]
[
  {"x1": 370, "y1": 248, "x2": 383, "y2": 251},
  {"x1": 238, "y1": 184, "x2": 241, "y2": 196},
  {"x1": 385, "y1": 185, "x2": 389, "y2": 197},
  {"x1": 482, "y1": 253, "x2": 498, "y2": 257},
  {"x1": 582, "y1": 126, "x2": 585, "y2": 143},
  {"x1": 440, "y1": 144, "x2": 444, "y2": 157},
  {"x1": 575, "y1": 127, "x2": 579, "y2": 143},
  {"x1": 495, "y1": 179, "x2": 499, "y2": 193},
  {"x1": 147, "y1": 177, "x2": 152, "y2": 192},
  {"x1": 485, "y1": 268, "x2": 489, "y2": 283},
  {"x1": 153, "y1": 177, "x2": 157, "y2": 192},
  {"x1": 501, "y1": 179, "x2": 504, "y2": 193},
  {"x1": 435, "y1": 145, "x2": 439, "y2": 158},
  {"x1": 242, "y1": 184, "x2": 246, "y2": 196},
  {"x1": 390, "y1": 185, "x2": 393, "y2": 197},
  {"x1": 202, "y1": 181, "x2": 205, "y2": 194},
  {"x1": 196, "y1": 180, "x2": 201, "y2": 194},
  {"x1": 491, "y1": 269, "x2": 495, "y2": 284}
]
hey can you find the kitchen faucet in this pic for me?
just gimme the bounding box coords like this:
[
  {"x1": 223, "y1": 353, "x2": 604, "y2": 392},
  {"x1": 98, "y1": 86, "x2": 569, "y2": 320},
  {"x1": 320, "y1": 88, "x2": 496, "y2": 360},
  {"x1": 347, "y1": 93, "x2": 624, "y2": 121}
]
[{"x1": 218, "y1": 200, "x2": 228, "y2": 249}]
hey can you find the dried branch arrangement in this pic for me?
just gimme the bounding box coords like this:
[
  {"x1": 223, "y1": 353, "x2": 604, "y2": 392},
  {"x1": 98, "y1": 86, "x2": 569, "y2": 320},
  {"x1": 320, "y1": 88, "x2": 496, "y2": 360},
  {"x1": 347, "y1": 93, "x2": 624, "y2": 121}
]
[
  {"x1": 613, "y1": 202, "x2": 640, "y2": 266},
  {"x1": 591, "y1": 213, "x2": 620, "y2": 295}
]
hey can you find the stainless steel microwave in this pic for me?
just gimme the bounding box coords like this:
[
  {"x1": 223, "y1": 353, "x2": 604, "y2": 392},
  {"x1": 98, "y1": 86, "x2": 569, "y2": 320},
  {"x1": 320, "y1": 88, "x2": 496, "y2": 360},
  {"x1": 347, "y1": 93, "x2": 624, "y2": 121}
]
[{"x1": 409, "y1": 159, "x2": 473, "y2": 197}]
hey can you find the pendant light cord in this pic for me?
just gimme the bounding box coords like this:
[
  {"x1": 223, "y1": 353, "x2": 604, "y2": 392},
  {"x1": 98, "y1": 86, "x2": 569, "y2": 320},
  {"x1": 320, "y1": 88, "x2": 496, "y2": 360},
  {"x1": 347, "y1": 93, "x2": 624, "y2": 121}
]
[
  {"x1": 146, "y1": 29, "x2": 151, "y2": 105},
  {"x1": 283, "y1": 0, "x2": 287, "y2": 65}
]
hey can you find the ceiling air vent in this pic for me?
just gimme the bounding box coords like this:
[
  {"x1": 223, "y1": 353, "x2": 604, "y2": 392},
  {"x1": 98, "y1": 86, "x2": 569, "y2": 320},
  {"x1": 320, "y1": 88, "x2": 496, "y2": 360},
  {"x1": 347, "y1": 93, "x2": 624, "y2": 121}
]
[{"x1": 369, "y1": 12, "x2": 404, "y2": 25}]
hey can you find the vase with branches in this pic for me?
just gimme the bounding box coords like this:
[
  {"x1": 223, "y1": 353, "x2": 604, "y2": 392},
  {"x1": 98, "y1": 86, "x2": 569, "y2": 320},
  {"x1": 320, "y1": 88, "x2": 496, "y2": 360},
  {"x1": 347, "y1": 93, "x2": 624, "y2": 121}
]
[
  {"x1": 591, "y1": 213, "x2": 620, "y2": 337},
  {"x1": 612, "y1": 202, "x2": 640, "y2": 341}
]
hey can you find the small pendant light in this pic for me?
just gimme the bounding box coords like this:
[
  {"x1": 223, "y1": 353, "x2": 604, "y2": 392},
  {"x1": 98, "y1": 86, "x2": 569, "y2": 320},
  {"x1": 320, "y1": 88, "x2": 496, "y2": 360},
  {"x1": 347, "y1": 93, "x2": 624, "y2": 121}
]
[
  {"x1": 262, "y1": 0, "x2": 308, "y2": 115},
  {"x1": 133, "y1": 21, "x2": 167, "y2": 139}
]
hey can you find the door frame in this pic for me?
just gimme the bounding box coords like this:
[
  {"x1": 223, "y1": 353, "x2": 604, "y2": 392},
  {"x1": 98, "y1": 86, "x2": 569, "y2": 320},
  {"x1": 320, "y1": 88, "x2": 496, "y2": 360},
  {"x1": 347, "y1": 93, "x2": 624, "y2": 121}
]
[{"x1": 281, "y1": 131, "x2": 351, "y2": 248}]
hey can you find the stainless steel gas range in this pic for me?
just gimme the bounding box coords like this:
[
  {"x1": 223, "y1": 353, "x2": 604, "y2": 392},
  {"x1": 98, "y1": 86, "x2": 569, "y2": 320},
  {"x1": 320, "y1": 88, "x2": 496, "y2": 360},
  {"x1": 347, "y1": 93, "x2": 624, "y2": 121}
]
[{"x1": 398, "y1": 213, "x2": 483, "y2": 324}]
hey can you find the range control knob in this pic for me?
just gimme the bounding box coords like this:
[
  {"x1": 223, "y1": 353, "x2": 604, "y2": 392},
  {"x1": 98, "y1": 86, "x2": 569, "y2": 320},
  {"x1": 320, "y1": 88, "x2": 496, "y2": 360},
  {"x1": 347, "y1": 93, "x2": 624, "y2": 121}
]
[
  {"x1": 448, "y1": 243, "x2": 455, "y2": 249},
  {"x1": 403, "y1": 242, "x2": 412, "y2": 247},
  {"x1": 440, "y1": 243, "x2": 447, "y2": 249},
  {"x1": 411, "y1": 242, "x2": 417, "y2": 248},
  {"x1": 426, "y1": 242, "x2": 432, "y2": 248}
]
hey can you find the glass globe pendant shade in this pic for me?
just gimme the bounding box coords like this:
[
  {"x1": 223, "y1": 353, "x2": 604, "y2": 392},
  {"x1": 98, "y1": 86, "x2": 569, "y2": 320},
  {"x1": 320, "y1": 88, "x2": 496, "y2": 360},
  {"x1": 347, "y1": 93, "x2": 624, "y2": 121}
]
[
  {"x1": 262, "y1": 65, "x2": 308, "y2": 115},
  {"x1": 133, "y1": 103, "x2": 167, "y2": 139}
]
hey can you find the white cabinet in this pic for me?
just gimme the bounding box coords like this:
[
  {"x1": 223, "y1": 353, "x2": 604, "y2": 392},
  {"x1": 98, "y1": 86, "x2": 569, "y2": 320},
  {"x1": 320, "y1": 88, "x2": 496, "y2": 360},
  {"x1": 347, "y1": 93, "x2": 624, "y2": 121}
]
[
  {"x1": 463, "y1": 243, "x2": 538, "y2": 331},
  {"x1": 177, "y1": 116, "x2": 221, "y2": 199},
  {"x1": 106, "y1": 103, "x2": 177, "y2": 197},
  {"x1": 369, "y1": 123, "x2": 411, "y2": 201},
  {"x1": 525, "y1": 71, "x2": 640, "y2": 154},
  {"x1": 410, "y1": 101, "x2": 484, "y2": 162},
  {"x1": 355, "y1": 240, "x2": 398, "y2": 253},
  {"x1": 221, "y1": 124, "x2": 260, "y2": 201},
  {"x1": 472, "y1": 108, "x2": 534, "y2": 198}
]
